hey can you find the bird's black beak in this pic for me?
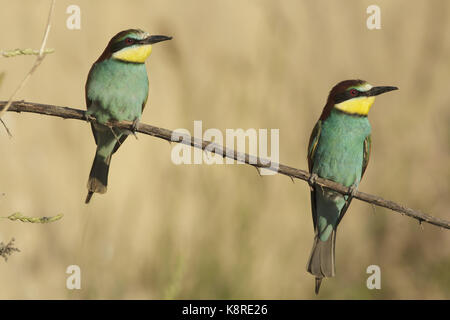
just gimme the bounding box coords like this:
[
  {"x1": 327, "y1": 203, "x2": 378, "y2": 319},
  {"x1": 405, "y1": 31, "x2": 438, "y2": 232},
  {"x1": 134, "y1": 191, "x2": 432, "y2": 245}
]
[
  {"x1": 141, "y1": 35, "x2": 172, "y2": 45},
  {"x1": 367, "y1": 86, "x2": 398, "y2": 96}
]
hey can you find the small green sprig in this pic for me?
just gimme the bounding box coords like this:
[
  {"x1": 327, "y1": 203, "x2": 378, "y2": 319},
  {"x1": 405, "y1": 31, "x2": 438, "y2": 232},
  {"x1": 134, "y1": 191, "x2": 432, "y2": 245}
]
[
  {"x1": 3, "y1": 212, "x2": 63, "y2": 224},
  {"x1": 1, "y1": 48, "x2": 55, "y2": 57}
]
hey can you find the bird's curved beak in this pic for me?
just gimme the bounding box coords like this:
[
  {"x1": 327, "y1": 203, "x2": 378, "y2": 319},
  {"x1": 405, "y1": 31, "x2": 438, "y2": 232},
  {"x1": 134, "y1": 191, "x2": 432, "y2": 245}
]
[
  {"x1": 140, "y1": 35, "x2": 172, "y2": 45},
  {"x1": 368, "y1": 86, "x2": 398, "y2": 96}
]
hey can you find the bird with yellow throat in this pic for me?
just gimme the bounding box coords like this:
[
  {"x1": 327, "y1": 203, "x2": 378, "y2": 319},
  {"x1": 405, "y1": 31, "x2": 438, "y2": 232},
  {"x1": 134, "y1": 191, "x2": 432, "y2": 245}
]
[
  {"x1": 306, "y1": 79, "x2": 398, "y2": 293},
  {"x1": 84, "y1": 29, "x2": 171, "y2": 203}
]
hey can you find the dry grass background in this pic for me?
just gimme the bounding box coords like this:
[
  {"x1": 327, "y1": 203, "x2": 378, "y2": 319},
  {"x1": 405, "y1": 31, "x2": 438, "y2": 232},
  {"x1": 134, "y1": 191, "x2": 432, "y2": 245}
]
[{"x1": 0, "y1": 0, "x2": 449, "y2": 299}]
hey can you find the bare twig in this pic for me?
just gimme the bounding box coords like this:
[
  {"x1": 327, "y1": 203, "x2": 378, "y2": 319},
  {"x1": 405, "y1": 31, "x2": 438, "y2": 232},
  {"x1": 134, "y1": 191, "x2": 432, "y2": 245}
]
[
  {"x1": 1, "y1": 100, "x2": 449, "y2": 230},
  {"x1": 0, "y1": 0, "x2": 56, "y2": 135},
  {"x1": 0, "y1": 119, "x2": 12, "y2": 136}
]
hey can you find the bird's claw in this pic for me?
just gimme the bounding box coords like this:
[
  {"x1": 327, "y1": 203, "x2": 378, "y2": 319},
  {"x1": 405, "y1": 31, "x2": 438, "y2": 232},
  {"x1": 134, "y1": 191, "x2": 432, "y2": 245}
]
[
  {"x1": 344, "y1": 184, "x2": 358, "y2": 206},
  {"x1": 85, "y1": 113, "x2": 96, "y2": 123},
  {"x1": 347, "y1": 184, "x2": 358, "y2": 198},
  {"x1": 131, "y1": 118, "x2": 139, "y2": 140},
  {"x1": 308, "y1": 173, "x2": 318, "y2": 190}
]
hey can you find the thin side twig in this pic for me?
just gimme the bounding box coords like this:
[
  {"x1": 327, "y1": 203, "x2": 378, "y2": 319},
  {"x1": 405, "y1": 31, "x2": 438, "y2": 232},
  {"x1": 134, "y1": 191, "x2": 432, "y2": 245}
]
[
  {"x1": 1, "y1": 100, "x2": 449, "y2": 230},
  {"x1": 0, "y1": 0, "x2": 56, "y2": 136}
]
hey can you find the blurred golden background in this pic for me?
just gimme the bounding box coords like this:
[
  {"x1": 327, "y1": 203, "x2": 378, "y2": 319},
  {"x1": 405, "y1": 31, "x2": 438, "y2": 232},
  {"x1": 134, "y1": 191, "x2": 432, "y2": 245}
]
[{"x1": 0, "y1": 0, "x2": 449, "y2": 299}]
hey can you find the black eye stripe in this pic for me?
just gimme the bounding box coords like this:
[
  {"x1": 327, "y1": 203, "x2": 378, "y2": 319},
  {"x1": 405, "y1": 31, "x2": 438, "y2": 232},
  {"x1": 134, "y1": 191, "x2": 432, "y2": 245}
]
[
  {"x1": 110, "y1": 38, "x2": 140, "y2": 53},
  {"x1": 334, "y1": 89, "x2": 369, "y2": 104}
]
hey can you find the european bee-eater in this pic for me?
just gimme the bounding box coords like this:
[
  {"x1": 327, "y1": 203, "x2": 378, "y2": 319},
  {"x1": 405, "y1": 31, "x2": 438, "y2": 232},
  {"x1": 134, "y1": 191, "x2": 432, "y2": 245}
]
[
  {"x1": 306, "y1": 79, "x2": 398, "y2": 294},
  {"x1": 85, "y1": 29, "x2": 171, "y2": 203}
]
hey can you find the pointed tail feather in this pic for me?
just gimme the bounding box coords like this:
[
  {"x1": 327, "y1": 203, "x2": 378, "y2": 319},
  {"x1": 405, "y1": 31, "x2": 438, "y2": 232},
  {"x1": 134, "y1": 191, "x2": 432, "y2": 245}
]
[
  {"x1": 307, "y1": 230, "x2": 336, "y2": 293},
  {"x1": 315, "y1": 277, "x2": 322, "y2": 295},
  {"x1": 85, "y1": 153, "x2": 111, "y2": 204},
  {"x1": 85, "y1": 191, "x2": 94, "y2": 204}
]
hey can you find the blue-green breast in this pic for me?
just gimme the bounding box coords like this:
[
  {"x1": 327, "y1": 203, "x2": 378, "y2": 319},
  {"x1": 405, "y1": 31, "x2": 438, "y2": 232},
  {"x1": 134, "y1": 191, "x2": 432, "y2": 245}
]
[
  {"x1": 86, "y1": 59, "x2": 149, "y2": 124},
  {"x1": 313, "y1": 109, "x2": 371, "y2": 187}
]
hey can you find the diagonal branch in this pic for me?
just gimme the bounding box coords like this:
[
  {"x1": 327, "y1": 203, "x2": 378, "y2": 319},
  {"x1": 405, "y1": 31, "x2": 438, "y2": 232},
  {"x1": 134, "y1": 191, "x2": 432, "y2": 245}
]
[{"x1": 1, "y1": 100, "x2": 449, "y2": 230}]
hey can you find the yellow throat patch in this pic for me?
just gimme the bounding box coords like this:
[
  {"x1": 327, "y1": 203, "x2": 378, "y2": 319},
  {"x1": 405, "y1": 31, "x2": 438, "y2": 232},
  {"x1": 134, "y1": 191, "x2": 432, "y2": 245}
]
[
  {"x1": 335, "y1": 96, "x2": 375, "y2": 116},
  {"x1": 112, "y1": 44, "x2": 152, "y2": 63}
]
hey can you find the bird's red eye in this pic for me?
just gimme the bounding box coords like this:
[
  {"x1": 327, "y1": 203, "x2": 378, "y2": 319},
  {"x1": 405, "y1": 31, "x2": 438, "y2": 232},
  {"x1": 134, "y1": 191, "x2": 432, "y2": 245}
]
[
  {"x1": 350, "y1": 89, "x2": 358, "y2": 96},
  {"x1": 125, "y1": 38, "x2": 134, "y2": 44}
]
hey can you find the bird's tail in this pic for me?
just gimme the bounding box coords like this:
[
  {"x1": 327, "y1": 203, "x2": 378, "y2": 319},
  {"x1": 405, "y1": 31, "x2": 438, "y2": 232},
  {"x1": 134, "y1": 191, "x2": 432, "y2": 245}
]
[
  {"x1": 307, "y1": 229, "x2": 336, "y2": 294},
  {"x1": 85, "y1": 151, "x2": 111, "y2": 204}
]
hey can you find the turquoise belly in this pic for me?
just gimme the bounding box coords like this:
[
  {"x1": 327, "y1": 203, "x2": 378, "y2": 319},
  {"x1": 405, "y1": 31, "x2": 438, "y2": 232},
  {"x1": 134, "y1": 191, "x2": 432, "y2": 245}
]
[
  {"x1": 313, "y1": 110, "x2": 371, "y2": 187},
  {"x1": 86, "y1": 59, "x2": 149, "y2": 124}
]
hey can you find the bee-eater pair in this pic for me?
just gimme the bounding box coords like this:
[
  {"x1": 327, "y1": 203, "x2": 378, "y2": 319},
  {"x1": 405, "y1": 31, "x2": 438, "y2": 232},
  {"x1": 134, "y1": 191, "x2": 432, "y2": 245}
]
[{"x1": 83, "y1": 29, "x2": 398, "y2": 295}]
